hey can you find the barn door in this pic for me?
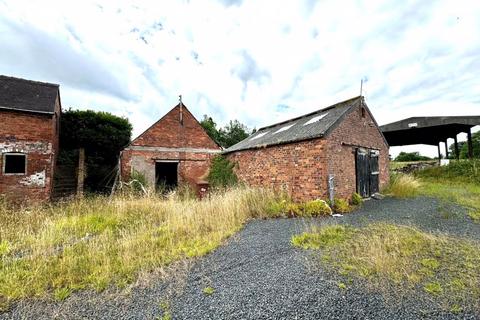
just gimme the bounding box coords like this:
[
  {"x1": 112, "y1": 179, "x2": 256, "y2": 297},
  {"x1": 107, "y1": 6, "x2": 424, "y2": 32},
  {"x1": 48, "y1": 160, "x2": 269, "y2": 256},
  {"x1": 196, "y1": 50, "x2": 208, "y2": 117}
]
[
  {"x1": 356, "y1": 148, "x2": 379, "y2": 197},
  {"x1": 356, "y1": 148, "x2": 370, "y2": 197},
  {"x1": 369, "y1": 150, "x2": 380, "y2": 195}
]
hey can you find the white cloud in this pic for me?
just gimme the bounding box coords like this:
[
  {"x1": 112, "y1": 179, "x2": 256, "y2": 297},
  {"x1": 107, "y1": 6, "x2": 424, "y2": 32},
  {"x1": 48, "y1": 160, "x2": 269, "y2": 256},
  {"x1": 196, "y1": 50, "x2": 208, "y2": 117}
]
[{"x1": 0, "y1": 0, "x2": 479, "y2": 158}]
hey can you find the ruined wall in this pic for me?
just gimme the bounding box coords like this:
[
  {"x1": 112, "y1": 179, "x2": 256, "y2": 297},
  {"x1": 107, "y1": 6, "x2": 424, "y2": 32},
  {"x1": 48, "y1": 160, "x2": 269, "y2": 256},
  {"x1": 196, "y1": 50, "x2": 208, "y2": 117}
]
[
  {"x1": 0, "y1": 109, "x2": 58, "y2": 203},
  {"x1": 226, "y1": 103, "x2": 389, "y2": 202}
]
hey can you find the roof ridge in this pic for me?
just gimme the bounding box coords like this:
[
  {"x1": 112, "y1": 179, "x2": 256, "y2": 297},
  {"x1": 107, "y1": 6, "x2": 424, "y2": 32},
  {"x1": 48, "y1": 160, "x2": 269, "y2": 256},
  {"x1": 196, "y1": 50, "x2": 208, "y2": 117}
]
[
  {"x1": 0, "y1": 75, "x2": 59, "y2": 88},
  {"x1": 258, "y1": 96, "x2": 363, "y2": 131}
]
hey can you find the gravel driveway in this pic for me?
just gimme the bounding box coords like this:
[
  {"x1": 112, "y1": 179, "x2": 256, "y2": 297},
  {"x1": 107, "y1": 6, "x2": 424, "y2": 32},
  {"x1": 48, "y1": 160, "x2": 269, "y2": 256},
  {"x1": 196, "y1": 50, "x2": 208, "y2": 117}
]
[{"x1": 1, "y1": 197, "x2": 479, "y2": 319}]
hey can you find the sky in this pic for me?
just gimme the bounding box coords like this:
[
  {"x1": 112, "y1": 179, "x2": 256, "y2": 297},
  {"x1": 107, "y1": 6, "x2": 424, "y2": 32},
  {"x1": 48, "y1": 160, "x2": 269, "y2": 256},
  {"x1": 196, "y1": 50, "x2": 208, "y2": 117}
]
[{"x1": 1, "y1": 0, "x2": 479, "y2": 157}]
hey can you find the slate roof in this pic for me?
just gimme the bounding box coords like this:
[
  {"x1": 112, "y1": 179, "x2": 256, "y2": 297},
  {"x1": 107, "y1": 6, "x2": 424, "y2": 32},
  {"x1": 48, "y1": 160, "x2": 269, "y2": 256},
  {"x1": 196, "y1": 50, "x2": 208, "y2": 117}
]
[
  {"x1": 0, "y1": 75, "x2": 59, "y2": 114},
  {"x1": 224, "y1": 96, "x2": 363, "y2": 153}
]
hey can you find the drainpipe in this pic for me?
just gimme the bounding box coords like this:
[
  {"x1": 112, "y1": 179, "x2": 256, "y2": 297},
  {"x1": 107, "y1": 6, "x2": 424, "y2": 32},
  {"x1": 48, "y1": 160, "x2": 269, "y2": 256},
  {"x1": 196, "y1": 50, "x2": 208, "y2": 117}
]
[{"x1": 328, "y1": 174, "x2": 335, "y2": 205}]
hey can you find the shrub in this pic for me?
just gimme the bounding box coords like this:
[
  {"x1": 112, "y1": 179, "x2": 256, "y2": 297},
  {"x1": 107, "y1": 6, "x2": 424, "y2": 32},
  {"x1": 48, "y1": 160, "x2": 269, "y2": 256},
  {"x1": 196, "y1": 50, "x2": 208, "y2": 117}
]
[
  {"x1": 207, "y1": 155, "x2": 238, "y2": 188},
  {"x1": 266, "y1": 199, "x2": 301, "y2": 218},
  {"x1": 385, "y1": 174, "x2": 420, "y2": 198},
  {"x1": 351, "y1": 193, "x2": 363, "y2": 206},
  {"x1": 303, "y1": 199, "x2": 332, "y2": 216},
  {"x1": 333, "y1": 198, "x2": 352, "y2": 213}
]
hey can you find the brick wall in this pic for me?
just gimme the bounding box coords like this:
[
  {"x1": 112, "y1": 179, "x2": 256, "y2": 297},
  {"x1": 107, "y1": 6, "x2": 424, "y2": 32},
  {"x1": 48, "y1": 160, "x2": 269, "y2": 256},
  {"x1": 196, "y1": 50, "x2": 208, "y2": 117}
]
[
  {"x1": 226, "y1": 102, "x2": 389, "y2": 202},
  {"x1": 0, "y1": 107, "x2": 59, "y2": 203},
  {"x1": 324, "y1": 102, "x2": 390, "y2": 199},
  {"x1": 120, "y1": 104, "x2": 221, "y2": 193},
  {"x1": 227, "y1": 139, "x2": 329, "y2": 201},
  {"x1": 132, "y1": 104, "x2": 219, "y2": 149}
]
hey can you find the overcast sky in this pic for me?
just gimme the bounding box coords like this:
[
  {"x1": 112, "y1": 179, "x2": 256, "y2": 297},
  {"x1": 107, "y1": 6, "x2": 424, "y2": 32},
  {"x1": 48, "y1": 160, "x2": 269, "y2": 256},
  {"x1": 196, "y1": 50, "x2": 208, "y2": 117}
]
[{"x1": 1, "y1": 0, "x2": 479, "y2": 157}]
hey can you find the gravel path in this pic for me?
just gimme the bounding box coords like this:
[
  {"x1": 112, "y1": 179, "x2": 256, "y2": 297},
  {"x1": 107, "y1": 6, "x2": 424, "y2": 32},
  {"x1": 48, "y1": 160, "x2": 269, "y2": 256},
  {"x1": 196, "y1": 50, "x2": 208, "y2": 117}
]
[{"x1": 1, "y1": 197, "x2": 479, "y2": 319}]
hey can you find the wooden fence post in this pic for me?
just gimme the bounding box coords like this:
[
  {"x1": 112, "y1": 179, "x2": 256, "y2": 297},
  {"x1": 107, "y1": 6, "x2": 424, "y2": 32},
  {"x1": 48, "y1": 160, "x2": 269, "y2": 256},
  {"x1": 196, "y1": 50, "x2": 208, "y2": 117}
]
[{"x1": 77, "y1": 148, "x2": 85, "y2": 197}]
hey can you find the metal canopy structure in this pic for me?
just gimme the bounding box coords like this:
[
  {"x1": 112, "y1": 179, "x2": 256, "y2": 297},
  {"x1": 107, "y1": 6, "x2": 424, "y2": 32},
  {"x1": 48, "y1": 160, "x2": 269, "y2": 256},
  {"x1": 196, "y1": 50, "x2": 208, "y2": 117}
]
[{"x1": 380, "y1": 116, "x2": 480, "y2": 159}]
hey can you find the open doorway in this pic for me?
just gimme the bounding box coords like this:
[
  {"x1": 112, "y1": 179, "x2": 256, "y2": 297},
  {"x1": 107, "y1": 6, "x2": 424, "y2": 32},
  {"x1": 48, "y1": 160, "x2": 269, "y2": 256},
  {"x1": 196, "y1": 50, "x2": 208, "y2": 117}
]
[{"x1": 155, "y1": 161, "x2": 178, "y2": 190}]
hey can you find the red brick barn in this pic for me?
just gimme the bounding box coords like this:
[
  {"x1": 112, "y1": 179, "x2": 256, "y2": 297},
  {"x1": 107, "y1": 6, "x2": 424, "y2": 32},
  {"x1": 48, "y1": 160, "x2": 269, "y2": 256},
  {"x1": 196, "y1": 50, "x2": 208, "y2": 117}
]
[
  {"x1": 224, "y1": 96, "x2": 389, "y2": 202},
  {"x1": 120, "y1": 103, "x2": 221, "y2": 193},
  {"x1": 0, "y1": 75, "x2": 62, "y2": 203}
]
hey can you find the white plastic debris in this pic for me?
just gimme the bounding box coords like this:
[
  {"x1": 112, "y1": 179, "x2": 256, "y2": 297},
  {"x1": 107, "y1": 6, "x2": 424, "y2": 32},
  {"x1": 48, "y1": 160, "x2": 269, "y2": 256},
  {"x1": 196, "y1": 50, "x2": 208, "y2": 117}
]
[{"x1": 332, "y1": 214, "x2": 343, "y2": 217}]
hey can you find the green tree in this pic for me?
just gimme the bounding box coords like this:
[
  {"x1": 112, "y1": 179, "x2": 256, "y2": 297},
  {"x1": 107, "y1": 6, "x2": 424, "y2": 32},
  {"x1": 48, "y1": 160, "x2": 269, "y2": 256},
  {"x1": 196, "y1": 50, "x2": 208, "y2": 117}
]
[
  {"x1": 200, "y1": 116, "x2": 252, "y2": 148},
  {"x1": 218, "y1": 120, "x2": 250, "y2": 148},
  {"x1": 448, "y1": 141, "x2": 466, "y2": 159},
  {"x1": 394, "y1": 152, "x2": 431, "y2": 162},
  {"x1": 59, "y1": 109, "x2": 132, "y2": 193},
  {"x1": 200, "y1": 115, "x2": 221, "y2": 145},
  {"x1": 460, "y1": 134, "x2": 480, "y2": 158}
]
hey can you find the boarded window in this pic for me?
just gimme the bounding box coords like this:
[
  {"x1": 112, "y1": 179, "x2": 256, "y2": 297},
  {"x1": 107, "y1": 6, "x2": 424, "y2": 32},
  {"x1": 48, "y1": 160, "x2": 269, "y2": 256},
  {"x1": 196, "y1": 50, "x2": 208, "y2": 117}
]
[{"x1": 3, "y1": 153, "x2": 27, "y2": 174}]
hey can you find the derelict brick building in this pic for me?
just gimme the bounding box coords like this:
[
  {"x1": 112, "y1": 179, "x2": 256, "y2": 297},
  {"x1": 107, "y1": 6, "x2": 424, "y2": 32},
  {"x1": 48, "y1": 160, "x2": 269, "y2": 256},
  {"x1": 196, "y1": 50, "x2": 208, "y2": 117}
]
[
  {"x1": 0, "y1": 75, "x2": 62, "y2": 203},
  {"x1": 120, "y1": 103, "x2": 221, "y2": 193},
  {"x1": 224, "y1": 96, "x2": 389, "y2": 202}
]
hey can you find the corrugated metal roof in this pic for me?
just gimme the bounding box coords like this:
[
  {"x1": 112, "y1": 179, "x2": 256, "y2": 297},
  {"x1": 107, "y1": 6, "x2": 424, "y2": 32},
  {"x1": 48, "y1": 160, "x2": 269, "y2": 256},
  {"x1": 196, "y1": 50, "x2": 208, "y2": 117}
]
[
  {"x1": 0, "y1": 75, "x2": 59, "y2": 114},
  {"x1": 224, "y1": 96, "x2": 363, "y2": 153}
]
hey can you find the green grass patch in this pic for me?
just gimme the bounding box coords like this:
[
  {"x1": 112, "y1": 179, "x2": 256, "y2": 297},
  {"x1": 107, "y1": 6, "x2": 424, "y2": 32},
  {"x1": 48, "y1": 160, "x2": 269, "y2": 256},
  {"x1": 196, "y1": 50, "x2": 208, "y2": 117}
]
[
  {"x1": 291, "y1": 225, "x2": 355, "y2": 249},
  {"x1": 416, "y1": 178, "x2": 480, "y2": 223},
  {"x1": 292, "y1": 223, "x2": 480, "y2": 311},
  {"x1": 203, "y1": 286, "x2": 215, "y2": 295}
]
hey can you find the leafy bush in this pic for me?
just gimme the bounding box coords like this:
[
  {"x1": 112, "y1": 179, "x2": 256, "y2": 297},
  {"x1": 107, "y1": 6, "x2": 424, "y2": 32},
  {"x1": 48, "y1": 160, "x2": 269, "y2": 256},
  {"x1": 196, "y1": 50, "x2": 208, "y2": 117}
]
[
  {"x1": 60, "y1": 109, "x2": 132, "y2": 193},
  {"x1": 333, "y1": 198, "x2": 352, "y2": 213},
  {"x1": 207, "y1": 156, "x2": 238, "y2": 188},
  {"x1": 303, "y1": 199, "x2": 332, "y2": 216},
  {"x1": 385, "y1": 174, "x2": 421, "y2": 198},
  {"x1": 351, "y1": 193, "x2": 363, "y2": 206}
]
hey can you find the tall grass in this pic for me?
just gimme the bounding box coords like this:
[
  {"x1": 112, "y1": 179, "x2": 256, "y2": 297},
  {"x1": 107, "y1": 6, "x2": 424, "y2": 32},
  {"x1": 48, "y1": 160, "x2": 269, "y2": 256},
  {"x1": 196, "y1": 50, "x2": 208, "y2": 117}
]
[
  {"x1": 384, "y1": 174, "x2": 421, "y2": 198},
  {"x1": 0, "y1": 187, "x2": 277, "y2": 309}
]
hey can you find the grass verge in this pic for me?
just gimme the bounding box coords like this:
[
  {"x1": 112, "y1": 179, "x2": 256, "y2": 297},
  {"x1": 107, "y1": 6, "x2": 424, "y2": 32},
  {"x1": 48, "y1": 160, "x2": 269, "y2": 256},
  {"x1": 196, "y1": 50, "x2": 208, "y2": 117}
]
[
  {"x1": 413, "y1": 160, "x2": 480, "y2": 223},
  {"x1": 292, "y1": 223, "x2": 480, "y2": 312},
  {"x1": 0, "y1": 187, "x2": 277, "y2": 310}
]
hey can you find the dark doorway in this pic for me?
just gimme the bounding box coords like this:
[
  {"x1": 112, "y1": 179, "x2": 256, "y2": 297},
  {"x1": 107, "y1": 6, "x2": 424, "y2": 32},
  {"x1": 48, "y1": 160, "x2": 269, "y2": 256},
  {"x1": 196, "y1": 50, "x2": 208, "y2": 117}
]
[
  {"x1": 155, "y1": 161, "x2": 178, "y2": 190},
  {"x1": 355, "y1": 148, "x2": 379, "y2": 197}
]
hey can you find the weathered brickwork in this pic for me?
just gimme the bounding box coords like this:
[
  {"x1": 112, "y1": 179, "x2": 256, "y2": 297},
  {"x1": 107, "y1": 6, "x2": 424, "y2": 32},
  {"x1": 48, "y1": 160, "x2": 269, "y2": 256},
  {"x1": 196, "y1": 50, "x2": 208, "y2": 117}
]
[
  {"x1": 226, "y1": 103, "x2": 389, "y2": 202},
  {"x1": 0, "y1": 97, "x2": 60, "y2": 203},
  {"x1": 120, "y1": 104, "x2": 221, "y2": 193}
]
